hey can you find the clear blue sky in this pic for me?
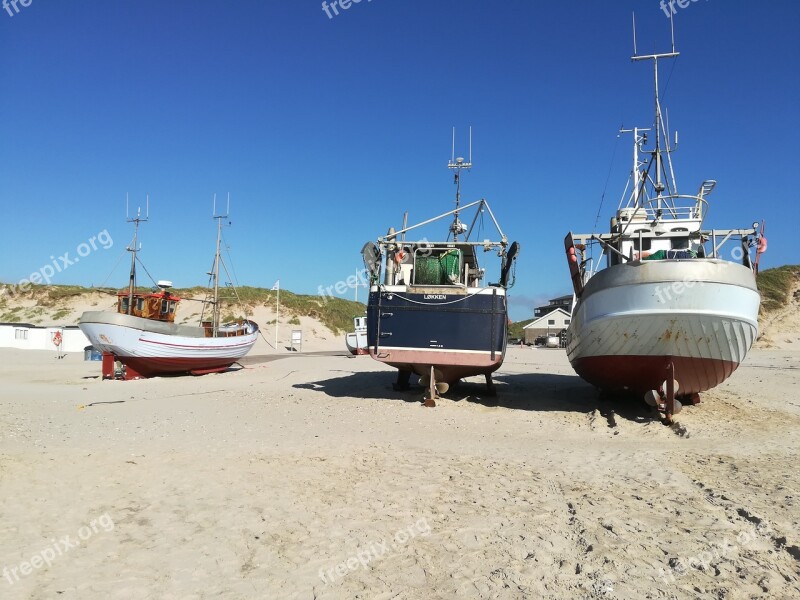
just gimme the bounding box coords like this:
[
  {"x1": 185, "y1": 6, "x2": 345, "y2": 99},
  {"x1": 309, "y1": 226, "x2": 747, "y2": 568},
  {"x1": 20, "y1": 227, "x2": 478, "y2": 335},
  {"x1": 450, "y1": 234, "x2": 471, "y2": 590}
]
[{"x1": 2, "y1": 1, "x2": 798, "y2": 321}]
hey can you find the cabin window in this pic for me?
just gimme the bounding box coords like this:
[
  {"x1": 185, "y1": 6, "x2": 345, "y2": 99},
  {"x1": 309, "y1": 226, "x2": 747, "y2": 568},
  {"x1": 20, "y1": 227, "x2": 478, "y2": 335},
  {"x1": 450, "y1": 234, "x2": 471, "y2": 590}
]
[
  {"x1": 161, "y1": 300, "x2": 169, "y2": 315},
  {"x1": 169, "y1": 301, "x2": 177, "y2": 314},
  {"x1": 120, "y1": 297, "x2": 129, "y2": 313},
  {"x1": 548, "y1": 319, "x2": 556, "y2": 325},
  {"x1": 14, "y1": 329, "x2": 28, "y2": 340},
  {"x1": 136, "y1": 298, "x2": 144, "y2": 311},
  {"x1": 632, "y1": 232, "x2": 652, "y2": 251},
  {"x1": 672, "y1": 237, "x2": 689, "y2": 249},
  {"x1": 565, "y1": 319, "x2": 571, "y2": 325}
]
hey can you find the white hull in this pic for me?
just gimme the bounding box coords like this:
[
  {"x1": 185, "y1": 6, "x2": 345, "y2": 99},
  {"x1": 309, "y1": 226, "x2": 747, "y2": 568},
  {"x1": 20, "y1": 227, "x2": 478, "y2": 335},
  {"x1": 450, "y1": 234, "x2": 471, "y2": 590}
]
[
  {"x1": 567, "y1": 259, "x2": 759, "y2": 394},
  {"x1": 79, "y1": 311, "x2": 258, "y2": 377},
  {"x1": 345, "y1": 331, "x2": 368, "y2": 355}
]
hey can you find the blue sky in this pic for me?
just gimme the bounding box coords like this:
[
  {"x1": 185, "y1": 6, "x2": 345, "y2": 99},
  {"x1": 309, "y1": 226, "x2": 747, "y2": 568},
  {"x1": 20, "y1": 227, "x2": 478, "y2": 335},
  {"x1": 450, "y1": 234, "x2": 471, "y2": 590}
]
[{"x1": 1, "y1": 1, "x2": 798, "y2": 321}]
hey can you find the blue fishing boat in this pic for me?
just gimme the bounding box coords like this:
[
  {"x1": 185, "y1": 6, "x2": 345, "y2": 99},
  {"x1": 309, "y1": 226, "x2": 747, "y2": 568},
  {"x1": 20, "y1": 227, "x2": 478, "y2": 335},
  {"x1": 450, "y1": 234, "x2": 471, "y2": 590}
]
[{"x1": 361, "y1": 136, "x2": 519, "y2": 401}]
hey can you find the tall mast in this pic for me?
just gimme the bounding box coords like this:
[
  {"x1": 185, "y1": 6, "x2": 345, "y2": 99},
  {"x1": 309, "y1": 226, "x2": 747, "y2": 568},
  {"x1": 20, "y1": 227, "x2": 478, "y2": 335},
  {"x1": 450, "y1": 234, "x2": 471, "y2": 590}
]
[
  {"x1": 448, "y1": 126, "x2": 472, "y2": 242},
  {"x1": 631, "y1": 13, "x2": 679, "y2": 209},
  {"x1": 619, "y1": 126, "x2": 650, "y2": 208},
  {"x1": 125, "y1": 194, "x2": 149, "y2": 315},
  {"x1": 211, "y1": 193, "x2": 230, "y2": 335}
]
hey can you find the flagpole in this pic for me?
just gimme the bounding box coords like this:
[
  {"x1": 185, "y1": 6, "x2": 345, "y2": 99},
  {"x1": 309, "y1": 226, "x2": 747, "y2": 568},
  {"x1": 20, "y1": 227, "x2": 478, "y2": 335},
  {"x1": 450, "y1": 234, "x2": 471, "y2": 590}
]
[{"x1": 275, "y1": 285, "x2": 279, "y2": 350}]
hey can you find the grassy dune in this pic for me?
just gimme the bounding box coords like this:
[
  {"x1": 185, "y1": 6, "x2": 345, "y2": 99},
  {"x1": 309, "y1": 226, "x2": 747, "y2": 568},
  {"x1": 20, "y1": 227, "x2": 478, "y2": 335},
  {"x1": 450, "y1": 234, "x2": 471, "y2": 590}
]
[
  {"x1": 757, "y1": 265, "x2": 800, "y2": 313},
  {"x1": 0, "y1": 283, "x2": 365, "y2": 334}
]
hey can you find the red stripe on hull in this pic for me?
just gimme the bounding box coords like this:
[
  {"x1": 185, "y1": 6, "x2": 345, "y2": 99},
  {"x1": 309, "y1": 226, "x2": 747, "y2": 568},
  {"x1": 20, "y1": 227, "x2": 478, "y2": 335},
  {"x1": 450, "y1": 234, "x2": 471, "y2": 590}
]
[
  {"x1": 118, "y1": 356, "x2": 239, "y2": 378},
  {"x1": 572, "y1": 354, "x2": 740, "y2": 394},
  {"x1": 370, "y1": 348, "x2": 504, "y2": 383}
]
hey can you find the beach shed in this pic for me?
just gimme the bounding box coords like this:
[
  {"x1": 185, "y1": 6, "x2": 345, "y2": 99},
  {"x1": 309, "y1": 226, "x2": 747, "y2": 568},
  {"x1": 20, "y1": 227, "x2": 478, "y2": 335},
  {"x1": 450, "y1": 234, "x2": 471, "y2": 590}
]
[{"x1": 0, "y1": 323, "x2": 89, "y2": 353}]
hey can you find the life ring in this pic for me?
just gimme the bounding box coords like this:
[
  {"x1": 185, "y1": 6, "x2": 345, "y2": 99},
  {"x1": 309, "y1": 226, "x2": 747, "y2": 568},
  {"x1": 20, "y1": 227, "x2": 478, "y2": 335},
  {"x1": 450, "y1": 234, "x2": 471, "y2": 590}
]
[{"x1": 52, "y1": 331, "x2": 63, "y2": 347}]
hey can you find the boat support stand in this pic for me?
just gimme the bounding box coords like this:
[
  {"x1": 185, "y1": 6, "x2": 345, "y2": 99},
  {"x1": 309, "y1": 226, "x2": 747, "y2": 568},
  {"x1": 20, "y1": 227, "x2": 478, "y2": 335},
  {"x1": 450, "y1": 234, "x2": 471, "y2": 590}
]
[{"x1": 662, "y1": 363, "x2": 676, "y2": 425}]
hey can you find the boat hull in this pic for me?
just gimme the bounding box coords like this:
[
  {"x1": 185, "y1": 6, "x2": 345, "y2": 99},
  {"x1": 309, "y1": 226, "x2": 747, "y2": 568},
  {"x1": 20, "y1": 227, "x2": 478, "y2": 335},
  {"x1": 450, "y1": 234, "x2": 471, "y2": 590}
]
[
  {"x1": 567, "y1": 259, "x2": 759, "y2": 394},
  {"x1": 345, "y1": 331, "x2": 368, "y2": 355},
  {"x1": 79, "y1": 311, "x2": 258, "y2": 378},
  {"x1": 366, "y1": 286, "x2": 507, "y2": 383}
]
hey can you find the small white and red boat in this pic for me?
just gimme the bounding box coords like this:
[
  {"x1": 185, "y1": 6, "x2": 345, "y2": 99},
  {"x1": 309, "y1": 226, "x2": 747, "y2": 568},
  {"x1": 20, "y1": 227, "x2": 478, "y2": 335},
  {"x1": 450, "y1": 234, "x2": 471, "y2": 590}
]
[
  {"x1": 564, "y1": 40, "x2": 766, "y2": 422},
  {"x1": 80, "y1": 200, "x2": 259, "y2": 379},
  {"x1": 345, "y1": 316, "x2": 368, "y2": 355}
]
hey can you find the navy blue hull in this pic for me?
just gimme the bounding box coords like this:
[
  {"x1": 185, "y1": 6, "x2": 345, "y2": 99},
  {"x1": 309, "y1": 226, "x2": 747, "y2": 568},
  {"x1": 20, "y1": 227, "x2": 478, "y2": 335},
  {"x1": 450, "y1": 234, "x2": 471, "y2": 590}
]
[{"x1": 366, "y1": 288, "x2": 508, "y2": 381}]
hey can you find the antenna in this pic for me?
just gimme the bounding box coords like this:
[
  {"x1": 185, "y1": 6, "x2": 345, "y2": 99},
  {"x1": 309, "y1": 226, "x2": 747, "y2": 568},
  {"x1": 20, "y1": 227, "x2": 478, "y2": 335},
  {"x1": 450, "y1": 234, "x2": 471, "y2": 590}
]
[
  {"x1": 447, "y1": 127, "x2": 473, "y2": 242},
  {"x1": 670, "y1": 8, "x2": 676, "y2": 53},
  {"x1": 124, "y1": 195, "x2": 149, "y2": 315},
  {"x1": 126, "y1": 194, "x2": 149, "y2": 224},
  {"x1": 632, "y1": 12, "x2": 637, "y2": 56}
]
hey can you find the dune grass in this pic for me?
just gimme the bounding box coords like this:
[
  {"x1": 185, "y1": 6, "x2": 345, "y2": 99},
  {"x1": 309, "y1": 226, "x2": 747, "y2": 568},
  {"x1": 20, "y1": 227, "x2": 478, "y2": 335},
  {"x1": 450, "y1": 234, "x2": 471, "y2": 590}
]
[
  {"x1": 0, "y1": 282, "x2": 366, "y2": 333},
  {"x1": 757, "y1": 265, "x2": 800, "y2": 313}
]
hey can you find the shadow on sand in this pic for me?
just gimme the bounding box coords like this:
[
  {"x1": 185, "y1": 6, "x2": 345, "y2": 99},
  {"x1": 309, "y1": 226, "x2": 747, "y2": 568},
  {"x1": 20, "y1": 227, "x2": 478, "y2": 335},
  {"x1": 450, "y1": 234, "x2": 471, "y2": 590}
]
[{"x1": 292, "y1": 369, "x2": 658, "y2": 422}]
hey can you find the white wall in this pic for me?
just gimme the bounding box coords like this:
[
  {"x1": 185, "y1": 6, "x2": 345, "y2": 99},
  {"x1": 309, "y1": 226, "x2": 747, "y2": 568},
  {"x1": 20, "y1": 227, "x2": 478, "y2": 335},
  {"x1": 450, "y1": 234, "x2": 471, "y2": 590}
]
[{"x1": 0, "y1": 325, "x2": 90, "y2": 353}]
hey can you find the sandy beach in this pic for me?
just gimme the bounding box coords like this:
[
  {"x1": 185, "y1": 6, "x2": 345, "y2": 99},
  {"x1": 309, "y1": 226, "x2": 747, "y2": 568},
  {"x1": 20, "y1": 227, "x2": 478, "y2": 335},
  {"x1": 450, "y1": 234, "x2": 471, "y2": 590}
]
[{"x1": 1, "y1": 342, "x2": 799, "y2": 600}]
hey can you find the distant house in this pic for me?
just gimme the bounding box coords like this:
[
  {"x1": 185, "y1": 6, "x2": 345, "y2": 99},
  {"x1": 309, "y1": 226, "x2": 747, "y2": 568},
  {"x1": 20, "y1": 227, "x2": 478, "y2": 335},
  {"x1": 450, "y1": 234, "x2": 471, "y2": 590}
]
[
  {"x1": 0, "y1": 323, "x2": 89, "y2": 353},
  {"x1": 522, "y1": 308, "x2": 572, "y2": 345},
  {"x1": 533, "y1": 294, "x2": 573, "y2": 319}
]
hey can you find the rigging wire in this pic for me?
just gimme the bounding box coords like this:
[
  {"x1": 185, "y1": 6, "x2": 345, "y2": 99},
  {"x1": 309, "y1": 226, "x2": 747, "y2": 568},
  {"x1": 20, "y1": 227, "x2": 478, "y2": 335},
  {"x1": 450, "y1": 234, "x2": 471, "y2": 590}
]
[
  {"x1": 135, "y1": 256, "x2": 160, "y2": 288},
  {"x1": 97, "y1": 248, "x2": 128, "y2": 289},
  {"x1": 593, "y1": 127, "x2": 624, "y2": 232}
]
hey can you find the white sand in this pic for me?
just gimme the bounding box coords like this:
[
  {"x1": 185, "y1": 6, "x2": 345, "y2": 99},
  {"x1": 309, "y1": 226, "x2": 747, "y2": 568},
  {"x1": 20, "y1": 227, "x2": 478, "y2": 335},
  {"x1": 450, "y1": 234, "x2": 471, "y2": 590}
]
[{"x1": 1, "y1": 343, "x2": 799, "y2": 599}]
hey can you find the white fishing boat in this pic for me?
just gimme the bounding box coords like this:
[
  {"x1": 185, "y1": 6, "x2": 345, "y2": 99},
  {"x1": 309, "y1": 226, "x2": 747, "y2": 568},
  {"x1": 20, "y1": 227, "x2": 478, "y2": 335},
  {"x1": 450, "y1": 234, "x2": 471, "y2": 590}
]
[
  {"x1": 345, "y1": 315, "x2": 368, "y2": 355},
  {"x1": 564, "y1": 30, "x2": 766, "y2": 422},
  {"x1": 79, "y1": 198, "x2": 259, "y2": 379}
]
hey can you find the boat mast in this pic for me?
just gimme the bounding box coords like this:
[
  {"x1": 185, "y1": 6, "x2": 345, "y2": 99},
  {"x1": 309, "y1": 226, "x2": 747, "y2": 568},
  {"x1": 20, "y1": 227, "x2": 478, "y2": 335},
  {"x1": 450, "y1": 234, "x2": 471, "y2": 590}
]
[
  {"x1": 125, "y1": 194, "x2": 149, "y2": 315},
  {"x1": 211, "y1": 193, "x2": 229, "y2": 336},
  {"x1": 448, "y1": 127, "x2": 472, "y2": 242},
  {"x1": 631, "y1": 12, "x2": 679, "y2": 210},
  {"x1": 619, "y1": 126, "x2": 650, "y2": 208}
]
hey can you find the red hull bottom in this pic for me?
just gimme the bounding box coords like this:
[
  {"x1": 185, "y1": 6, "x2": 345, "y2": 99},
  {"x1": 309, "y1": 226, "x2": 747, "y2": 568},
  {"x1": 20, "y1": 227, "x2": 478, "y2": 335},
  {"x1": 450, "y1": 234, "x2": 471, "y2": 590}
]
[
  {"x1": 370, "y1": 349, "x2": 504, "y2": 384},
  {"x1": 116, "y1": 356, "x2": 240, "y2": 379},
  {"x1": 572, "y1": 354, "x2": 740, "y2": 395},
  {"x1": 349, "y1": 348, "x2": 369, "y2": 356}
]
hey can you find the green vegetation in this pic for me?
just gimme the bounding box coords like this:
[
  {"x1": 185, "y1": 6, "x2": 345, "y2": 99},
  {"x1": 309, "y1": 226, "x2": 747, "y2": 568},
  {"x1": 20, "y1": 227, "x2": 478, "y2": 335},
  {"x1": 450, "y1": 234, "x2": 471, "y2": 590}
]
[
  {"x1": 0, "y1": 306, "x2": 23, "y2": 322},
  {"x1": 757, "y1": 265, "x2": 800, "y2": 313},
  {"x1": 0, "y1": 282, "x2": 365, "y2": 334},
  {"x1": 508, "y1": 318, "x2": 533, "y2": 340},
  {"x1": 178, "y1": 286, "x2": 364, "y2": 334}
]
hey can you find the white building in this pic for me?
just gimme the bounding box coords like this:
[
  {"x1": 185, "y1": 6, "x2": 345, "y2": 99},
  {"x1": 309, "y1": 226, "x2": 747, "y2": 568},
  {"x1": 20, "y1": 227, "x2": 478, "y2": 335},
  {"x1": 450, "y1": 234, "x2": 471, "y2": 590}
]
[
  {"x1": 522, "y1": 308, "x2": 572, "y2": 345},
  {"x1": 0, "y1": 323, "x2": 90, "y2": 353}
]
